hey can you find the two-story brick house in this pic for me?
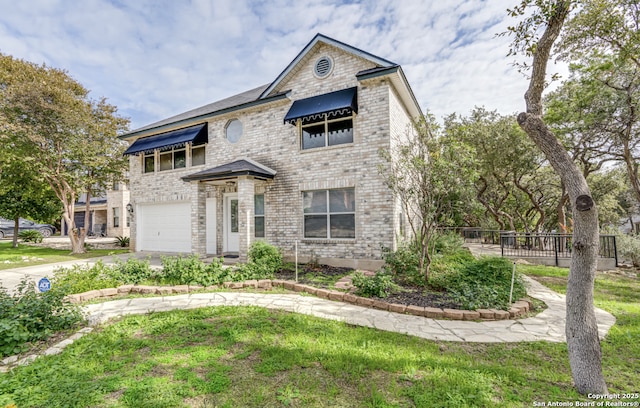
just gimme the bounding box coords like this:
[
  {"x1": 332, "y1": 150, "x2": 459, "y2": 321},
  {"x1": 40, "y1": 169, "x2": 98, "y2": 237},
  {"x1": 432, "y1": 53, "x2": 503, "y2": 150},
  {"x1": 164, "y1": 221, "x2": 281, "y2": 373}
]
[{"x1": 120, "y1": 34, "x2": 421, "y2": 269}]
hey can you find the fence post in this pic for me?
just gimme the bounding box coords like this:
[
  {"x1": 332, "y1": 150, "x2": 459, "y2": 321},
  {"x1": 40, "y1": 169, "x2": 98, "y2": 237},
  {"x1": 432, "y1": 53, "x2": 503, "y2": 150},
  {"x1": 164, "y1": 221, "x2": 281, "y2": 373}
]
[
  {"x1": 500, "y1": 233, "x2": 504, "y2": 257},
  {"x1": 612, "y1": 236, "x2": 618, "y2": 267},
  {"x1": 554, "y1": 235, "x2": 559, "y2": 267}
]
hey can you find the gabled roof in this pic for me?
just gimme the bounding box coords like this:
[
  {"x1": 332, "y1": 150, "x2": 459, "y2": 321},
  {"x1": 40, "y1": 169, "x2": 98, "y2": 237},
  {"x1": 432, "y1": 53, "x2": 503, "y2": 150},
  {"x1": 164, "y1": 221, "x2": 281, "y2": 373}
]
[
  {"x1": 182, "y1": 158, "x2": 277, "y2": 182},
  {"x1": 259, "y1": 33, "x2": 397, "y2": 99},
  {"x1": 121, "y1": 33, "x2": 422, "y2": 140}
]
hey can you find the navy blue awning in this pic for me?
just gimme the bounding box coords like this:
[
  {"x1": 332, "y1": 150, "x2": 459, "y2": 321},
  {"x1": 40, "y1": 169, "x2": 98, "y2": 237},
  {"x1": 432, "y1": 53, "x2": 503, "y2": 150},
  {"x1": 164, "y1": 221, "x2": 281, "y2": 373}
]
[
  {"x1": 123, "y1": 124, "x2": 207, "y2": 156},
  {"x1": 284, "y1": 87, "x2": 357, "y2": 125}
]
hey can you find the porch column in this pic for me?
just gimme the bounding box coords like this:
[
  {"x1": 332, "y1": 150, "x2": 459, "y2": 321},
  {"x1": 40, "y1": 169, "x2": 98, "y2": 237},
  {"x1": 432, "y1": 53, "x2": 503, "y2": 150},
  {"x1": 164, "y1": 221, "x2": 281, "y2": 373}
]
[
  {"x1": 237, "y1": 176, "x2": 255, "y2": 262},
  {"x1": 191, "y1": 181, "x2": 207, "y2": 256}
]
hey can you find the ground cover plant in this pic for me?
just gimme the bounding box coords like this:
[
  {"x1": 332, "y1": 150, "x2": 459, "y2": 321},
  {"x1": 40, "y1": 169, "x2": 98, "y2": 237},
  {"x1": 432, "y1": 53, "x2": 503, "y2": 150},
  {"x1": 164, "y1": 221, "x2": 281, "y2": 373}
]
[
  {"x1": 356, "y1": 232, "x2": 528, "y2": 310},
  {"x1": 0, "y1": 241, "x2": 129, "y2": 271},
  {"x1": 50, "y1": 242, "x2": 283, "y2": 295},
  {"x1": 0, "y1": 278, "x2": 83, "y2": 357}
]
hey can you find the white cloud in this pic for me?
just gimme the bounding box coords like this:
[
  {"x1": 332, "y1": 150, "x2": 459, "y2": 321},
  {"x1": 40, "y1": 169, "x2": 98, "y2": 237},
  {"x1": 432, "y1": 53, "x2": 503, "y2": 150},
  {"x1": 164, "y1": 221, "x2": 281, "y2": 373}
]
[{"x1": 0, "y1": 0, "x2": 565, "y2": 129}]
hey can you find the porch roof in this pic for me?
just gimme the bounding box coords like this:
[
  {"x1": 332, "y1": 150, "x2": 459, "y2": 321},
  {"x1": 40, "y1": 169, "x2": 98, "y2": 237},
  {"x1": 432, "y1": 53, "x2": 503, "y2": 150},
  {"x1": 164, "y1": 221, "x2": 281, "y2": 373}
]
[{"x1": 182, "y1": 158, "x2": 276, "y2": 182}]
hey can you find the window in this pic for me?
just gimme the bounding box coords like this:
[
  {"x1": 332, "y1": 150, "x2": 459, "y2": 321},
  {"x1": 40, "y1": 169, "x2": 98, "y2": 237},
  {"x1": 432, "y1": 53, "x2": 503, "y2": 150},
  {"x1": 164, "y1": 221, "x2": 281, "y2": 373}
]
[
  {"x1": 301, "y1": 116, "x2": 353, "y2": 150},
  {"x1": 303, "y1": 188, "x2": 355, "y2": 239},
  {"x1": 143, "y1": 153, "x2": 155, "y2": 173},
  {"x1": 255, "y1": 194, "x2": 265, "y2": 238},
  {"x1": 192, "y1": 145, "x2": 205, "y2": 166},
  {"x1": 226, "y1": 119, "x2": 243, "y2": 144},
  {"x1": 159, "y1": 147, "x2": 186, "y2": 171},
  {"x1": 113, "y1": 207, "x2": 120, "y2": 228}
]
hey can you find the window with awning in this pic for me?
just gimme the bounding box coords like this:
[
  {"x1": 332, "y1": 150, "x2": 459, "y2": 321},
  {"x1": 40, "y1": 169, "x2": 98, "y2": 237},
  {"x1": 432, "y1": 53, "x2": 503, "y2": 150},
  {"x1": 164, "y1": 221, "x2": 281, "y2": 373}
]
[
  {"x1": 123, "y1": 123, "x2": 208, "y2": 156},
  {"x1": 284, "y1": 87, "x2": 357, "y2": 125}
]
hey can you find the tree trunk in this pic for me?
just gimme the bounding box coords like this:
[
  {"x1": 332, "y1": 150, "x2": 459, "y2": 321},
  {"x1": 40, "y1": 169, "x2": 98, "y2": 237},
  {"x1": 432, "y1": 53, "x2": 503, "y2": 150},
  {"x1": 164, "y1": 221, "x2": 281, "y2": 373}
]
[
  {"x1": 557, "y1": 191, "x2": 569, "y2": 232},
  {"x1": 517, "y1": 0, "x2": 607, "y2": 394},
  {"x1": 12, "y1": 215, "x2": 19, "y2": 248}
]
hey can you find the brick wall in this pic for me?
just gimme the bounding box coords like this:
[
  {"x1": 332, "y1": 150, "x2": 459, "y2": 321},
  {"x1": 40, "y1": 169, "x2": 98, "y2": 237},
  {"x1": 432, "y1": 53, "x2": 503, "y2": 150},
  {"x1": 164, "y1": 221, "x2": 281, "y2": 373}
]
[{"x1": 128, "y1": 43, "x2": 416, "y2": 270}]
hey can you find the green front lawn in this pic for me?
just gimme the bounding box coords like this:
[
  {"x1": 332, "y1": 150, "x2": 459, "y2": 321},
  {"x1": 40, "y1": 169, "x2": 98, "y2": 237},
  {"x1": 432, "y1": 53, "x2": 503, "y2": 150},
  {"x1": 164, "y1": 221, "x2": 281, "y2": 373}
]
[
  {"x1": 0, "y1": 264, "x2": 638, "y2": 407},
  {"x1": 0, "y1": 241, "x2": 129, "y2": 271}
]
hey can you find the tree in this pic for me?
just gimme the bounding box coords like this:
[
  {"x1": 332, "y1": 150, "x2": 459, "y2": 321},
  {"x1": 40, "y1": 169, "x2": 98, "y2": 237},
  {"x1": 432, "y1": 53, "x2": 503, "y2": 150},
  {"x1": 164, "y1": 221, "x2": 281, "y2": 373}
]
[
  {"x1": 0, "y1": 154, "x2": 61, "y2": 248},
  {"x1": 559, "y1": 0, "x2": 640, "y2": 204},
  {"x1": 507, "y1": 0, "x2": 608, "y2": 394},
  {"x1": 445, "y1": 108, "x2": 556, "y2": 232},
  {"x1": 0, "y1": 53, "x2": 129, "y2": 253},
  {"x1": 379, "y1": 115, "x2": 475, "y2": 282}
]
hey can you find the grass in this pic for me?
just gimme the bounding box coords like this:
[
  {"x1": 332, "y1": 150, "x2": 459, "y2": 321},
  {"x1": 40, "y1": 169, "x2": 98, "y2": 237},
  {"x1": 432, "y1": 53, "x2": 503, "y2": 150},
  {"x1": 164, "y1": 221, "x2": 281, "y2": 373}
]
[
  {"x1": 0, "y1": 264, "x2": 638, "y2": 407},
  {"x1": 0, "y1": 241, "x2": 129, "y2": 271}
]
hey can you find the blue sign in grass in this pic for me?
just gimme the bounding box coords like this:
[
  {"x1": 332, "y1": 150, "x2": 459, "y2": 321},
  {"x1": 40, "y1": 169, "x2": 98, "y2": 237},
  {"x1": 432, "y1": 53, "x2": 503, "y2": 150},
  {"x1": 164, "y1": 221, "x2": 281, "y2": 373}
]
[{"x1": 38, "y1": 277, "x2": 51, "y2": 292}]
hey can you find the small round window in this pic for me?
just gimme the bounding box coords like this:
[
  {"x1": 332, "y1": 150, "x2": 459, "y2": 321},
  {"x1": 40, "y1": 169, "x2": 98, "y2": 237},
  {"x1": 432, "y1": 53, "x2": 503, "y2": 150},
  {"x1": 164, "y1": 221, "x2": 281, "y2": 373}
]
[
  {"x1": 314, "y1": 56, "x2": 333, "y2": 78},
  {"x1": 225, "y1": 119, "x2": 243, "y2": 144}
]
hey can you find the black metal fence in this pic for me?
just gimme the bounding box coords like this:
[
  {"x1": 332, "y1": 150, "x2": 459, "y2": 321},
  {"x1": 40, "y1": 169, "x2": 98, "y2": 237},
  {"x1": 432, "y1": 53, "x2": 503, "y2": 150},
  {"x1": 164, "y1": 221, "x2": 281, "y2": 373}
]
[
  {"x1": 498, "y1": 232, "x2": 618, "y2": 267},
  {"x1": 462, "y1": 228, "x2": 504, "y2": 245}
]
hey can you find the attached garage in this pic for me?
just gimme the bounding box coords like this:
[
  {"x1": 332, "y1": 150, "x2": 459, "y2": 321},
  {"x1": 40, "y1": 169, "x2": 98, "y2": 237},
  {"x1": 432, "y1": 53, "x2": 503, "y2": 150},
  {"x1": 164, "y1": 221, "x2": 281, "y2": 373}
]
[{"x1": 137, "y1": 202, "x2": 191, "y2": 253}]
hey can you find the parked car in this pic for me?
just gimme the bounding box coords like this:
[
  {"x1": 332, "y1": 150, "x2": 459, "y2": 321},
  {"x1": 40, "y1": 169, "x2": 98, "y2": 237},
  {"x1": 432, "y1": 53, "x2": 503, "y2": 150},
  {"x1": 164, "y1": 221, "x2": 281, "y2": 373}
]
[{"x1": 0, "y1": 217, "x2": 57, "y2": 239}]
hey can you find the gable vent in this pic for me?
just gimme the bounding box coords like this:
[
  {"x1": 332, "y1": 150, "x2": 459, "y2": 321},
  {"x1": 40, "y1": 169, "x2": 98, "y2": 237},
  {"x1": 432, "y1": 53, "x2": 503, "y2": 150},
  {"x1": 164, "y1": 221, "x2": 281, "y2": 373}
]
[{"x1": 314, "y1": 56, "x2": 333, "y2": 78}]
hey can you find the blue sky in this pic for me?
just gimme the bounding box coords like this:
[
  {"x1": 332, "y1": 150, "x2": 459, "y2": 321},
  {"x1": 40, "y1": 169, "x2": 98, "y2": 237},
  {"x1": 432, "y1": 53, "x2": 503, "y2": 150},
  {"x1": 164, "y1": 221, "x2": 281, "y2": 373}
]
[{"x1": 0, "y1": 0, "x2": 566, "y2": 130}]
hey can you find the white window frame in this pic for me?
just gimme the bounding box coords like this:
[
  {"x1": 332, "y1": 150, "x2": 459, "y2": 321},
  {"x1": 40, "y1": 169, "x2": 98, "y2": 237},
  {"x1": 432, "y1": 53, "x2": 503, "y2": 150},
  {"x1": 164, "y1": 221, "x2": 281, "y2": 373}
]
[
  {"x1": 254, "y1": 194, "x2": 265, "y2": 238},
  {"x1": 303, "y1": 188, "x2": 355, "y2": 239},
  {"x1": 300, "y1": 114, "x2": 354, "y2": 150}
]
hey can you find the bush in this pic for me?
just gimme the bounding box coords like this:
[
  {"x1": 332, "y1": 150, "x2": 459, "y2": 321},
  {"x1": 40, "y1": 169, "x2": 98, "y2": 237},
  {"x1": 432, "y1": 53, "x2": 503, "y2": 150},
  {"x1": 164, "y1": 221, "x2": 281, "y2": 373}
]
[
  {"x1": 0, "y1": 278, "x2": 83, "y2": 357},
  {"x1": 110, "y1": 257, "x2": 154, "y2": 284},
  {"x1": 52, "y1": 261, "x2": 122, "y2": 294},
  {"x1": 245, "y1": 241, "x2": 283, "y2": 278},
  {"x1": 351, "y1": 271, "x2": 399, "y2": 298},
  {"x1": 160, "y1": 255, "x2": 230, "y2": 287},
  {"x1": 114, "y1": 236, "x2": 130, "y2": 247},
  {"x1": 383, "y1": 236, "x2": 472, "y2": 286},
  {"x1": 612, "y1": 232, "x2": 640, "y2": 267},
  {"x1": 18, "y1": 230, "x2": 43, "y2": 243},
  {"x1": 160, "y1": 255, "x2": 208, "y2": 286},
  {"x1": 382, "y1": 242, "x2": 421, "y2": 284},
  {"x1": 432, "y1": 231, "x2": 465, "y2": 254},
  {"x1": 437, "y1": 256, "x2": 526, "y2": 310}
]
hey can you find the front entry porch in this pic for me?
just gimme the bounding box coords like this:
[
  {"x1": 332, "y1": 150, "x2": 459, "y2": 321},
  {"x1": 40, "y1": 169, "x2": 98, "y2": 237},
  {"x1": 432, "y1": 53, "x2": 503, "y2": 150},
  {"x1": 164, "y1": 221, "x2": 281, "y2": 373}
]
[{"x1": 183, "y1": 158, "x2": 276, "y2": 261}]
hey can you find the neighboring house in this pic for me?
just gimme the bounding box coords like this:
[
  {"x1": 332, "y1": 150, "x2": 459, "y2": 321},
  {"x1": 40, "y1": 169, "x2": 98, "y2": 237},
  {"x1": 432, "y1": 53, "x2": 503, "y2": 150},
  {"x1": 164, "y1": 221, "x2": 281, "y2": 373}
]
[
  {"x1": 119, "y1": 34, "x2": 421, "y2": 269},
  {"x1": 60, "y1": 182, "x2": 131, "y2": 238}
]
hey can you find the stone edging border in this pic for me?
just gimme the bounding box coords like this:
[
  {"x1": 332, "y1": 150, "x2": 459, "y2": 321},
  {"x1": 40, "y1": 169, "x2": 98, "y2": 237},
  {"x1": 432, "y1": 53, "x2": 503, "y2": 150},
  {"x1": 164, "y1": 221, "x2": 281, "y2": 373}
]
[{"x1": 65, "y1": 279, "x2": 533, "y2": 321}]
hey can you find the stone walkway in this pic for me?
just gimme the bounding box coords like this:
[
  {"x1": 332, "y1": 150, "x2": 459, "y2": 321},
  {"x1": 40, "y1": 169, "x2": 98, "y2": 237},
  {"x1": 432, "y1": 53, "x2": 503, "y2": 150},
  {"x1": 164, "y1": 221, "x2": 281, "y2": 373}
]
[{"x1": 83, "y1": 276, "x2": 615, "y2": 343}]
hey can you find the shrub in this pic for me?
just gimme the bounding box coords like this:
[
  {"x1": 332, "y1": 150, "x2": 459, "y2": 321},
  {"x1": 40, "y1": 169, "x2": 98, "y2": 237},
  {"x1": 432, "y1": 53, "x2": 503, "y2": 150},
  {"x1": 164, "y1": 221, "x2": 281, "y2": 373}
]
[
  {"x1": 0, "y1": 278, "x2": 83, "y2": 357},
  {"x1": 160, "y1": 255, "x2": 230, "y2": 287},
  {"x1": 432, "y1": 230, "x2": 465, "y2": 254},
  {"x1": 160, "y1": 255, "x2": 208, "y2": 286},
  {"x1": 351, "y1": 271, "x2": 399, "y2": 298},
  {"x1": 52, "y1": 261, "x2": 121, "y2": 294},
  {"x1": 382, "y1": 242, "x2": 421, "y2": 282},
  {"x1": 18, "y1": 230, "x2": 43, "y2": 243},
  {"x1": 437, "y1": 256, "x2": 526, "y2": 310},
  {"x1": 114, "y1": 236, "x2": 130, "y2": 247},
  {"x1": 612, "y1": 232, "x2": 640, "y2": 267},
  {"x1": 383, "y1": 237, "x2": 473, "y2": 287},
  {"x1": 110, "y1": 257, "x2": 154, "y2": 284},
  {"x1": 245, "y1": 241, "x2": 283, "y2": 278}
]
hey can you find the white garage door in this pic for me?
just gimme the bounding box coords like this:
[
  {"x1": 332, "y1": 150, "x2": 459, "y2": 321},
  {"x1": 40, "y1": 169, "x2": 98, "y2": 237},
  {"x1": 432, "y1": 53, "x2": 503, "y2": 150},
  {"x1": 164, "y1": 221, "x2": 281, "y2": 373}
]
[{"x1": 138, "y1": 202, "x2": 191, "y2": 253}]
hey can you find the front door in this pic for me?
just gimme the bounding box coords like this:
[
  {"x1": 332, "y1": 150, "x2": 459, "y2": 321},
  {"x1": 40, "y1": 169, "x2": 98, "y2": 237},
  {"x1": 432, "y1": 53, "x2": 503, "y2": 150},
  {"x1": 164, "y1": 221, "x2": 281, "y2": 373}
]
[{"x1": 224, "y1": 194, "x2": 239, "y2": 253}]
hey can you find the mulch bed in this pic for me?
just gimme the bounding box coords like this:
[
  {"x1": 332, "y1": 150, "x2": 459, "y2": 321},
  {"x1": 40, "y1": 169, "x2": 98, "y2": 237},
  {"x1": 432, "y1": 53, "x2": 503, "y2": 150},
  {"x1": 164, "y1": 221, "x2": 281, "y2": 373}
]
[{"x1": 274, "y1": 264, "x2": 464, "y2": 310}]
